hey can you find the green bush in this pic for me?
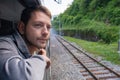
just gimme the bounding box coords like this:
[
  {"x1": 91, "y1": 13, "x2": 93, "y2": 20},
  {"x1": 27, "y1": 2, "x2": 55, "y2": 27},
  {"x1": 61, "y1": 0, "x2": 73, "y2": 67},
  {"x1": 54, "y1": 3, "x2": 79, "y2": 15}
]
[{"x1": 52, "y1": 0, "x2": 120, "y2": 43}]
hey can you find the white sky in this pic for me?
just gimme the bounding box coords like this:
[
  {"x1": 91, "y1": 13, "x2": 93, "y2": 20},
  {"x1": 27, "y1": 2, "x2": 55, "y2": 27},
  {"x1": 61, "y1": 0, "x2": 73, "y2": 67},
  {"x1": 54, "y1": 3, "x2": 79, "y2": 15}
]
[{"x1": 43, "y1": 0, "x2": 74, "y2": 16}]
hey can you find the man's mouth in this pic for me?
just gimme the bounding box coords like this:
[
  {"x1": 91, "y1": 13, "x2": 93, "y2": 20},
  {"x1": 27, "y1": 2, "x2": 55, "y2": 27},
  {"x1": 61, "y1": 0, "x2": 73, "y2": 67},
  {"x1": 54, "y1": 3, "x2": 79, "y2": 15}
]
[{"x1": 37, "y1": 39, "x2": 47, "y2": 43}]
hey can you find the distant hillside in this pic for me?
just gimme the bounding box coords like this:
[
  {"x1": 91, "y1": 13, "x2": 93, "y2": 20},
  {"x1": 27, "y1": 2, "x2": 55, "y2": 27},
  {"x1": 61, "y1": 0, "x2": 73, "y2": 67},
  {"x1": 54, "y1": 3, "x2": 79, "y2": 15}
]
[
  {"x1": 52, "y1": 0, "x2": 120, "y2": 44},
  {"x1": 54, "y1": 0, "x2": 120, "y2": 25}
]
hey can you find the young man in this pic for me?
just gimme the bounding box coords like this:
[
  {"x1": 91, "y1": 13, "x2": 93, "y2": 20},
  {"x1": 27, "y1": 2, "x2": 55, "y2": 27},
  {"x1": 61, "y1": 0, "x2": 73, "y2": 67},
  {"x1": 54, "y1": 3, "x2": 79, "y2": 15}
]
[{"x1": 0, "y1": 5, "x2": 51, "y2": 80}]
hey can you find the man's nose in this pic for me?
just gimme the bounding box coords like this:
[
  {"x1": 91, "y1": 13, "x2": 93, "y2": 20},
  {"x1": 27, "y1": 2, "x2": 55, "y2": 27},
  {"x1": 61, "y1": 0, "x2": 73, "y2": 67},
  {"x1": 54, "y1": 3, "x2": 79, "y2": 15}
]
[{"x1": 42, "y1": 26, "x2": 49, "y2": 35}]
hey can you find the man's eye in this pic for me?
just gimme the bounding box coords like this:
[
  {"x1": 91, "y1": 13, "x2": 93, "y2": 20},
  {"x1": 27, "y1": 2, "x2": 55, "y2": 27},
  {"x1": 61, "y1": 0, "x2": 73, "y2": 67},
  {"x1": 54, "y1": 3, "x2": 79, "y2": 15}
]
[
  {"x1": 47, "y1": 26, "x2": 52, "y2": 30},
  {"x1": 33, "y1": 23, "x2": 43, "y2": 28}
]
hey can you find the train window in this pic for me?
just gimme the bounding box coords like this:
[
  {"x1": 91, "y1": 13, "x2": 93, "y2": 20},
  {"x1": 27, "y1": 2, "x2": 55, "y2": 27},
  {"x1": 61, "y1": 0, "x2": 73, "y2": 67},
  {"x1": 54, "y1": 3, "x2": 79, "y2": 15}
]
[
  {"x1": 0, "y1": 20, "x2": 1, "y2": 29},
  {"x1": 0, "y1": 19, "x2": 15, "y2": 36}
]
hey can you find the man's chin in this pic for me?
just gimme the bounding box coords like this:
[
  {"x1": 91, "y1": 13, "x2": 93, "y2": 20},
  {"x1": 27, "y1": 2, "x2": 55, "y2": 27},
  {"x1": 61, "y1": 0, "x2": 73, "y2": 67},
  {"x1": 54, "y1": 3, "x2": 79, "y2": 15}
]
[{"x1": 38, "y1": 44, "x2": 47, "y2": 49}]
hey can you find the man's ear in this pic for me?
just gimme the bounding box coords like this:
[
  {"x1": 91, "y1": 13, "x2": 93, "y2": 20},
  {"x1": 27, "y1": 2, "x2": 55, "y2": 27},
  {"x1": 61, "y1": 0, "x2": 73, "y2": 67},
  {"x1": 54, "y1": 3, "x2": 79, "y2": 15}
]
[{"x1": 18, "y1": 21, "x2": 25, "y2": 35}]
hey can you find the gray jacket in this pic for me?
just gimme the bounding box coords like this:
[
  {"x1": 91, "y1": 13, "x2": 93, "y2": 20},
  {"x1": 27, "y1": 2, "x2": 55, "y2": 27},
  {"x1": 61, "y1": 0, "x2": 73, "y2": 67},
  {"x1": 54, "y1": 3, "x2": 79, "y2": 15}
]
[{"x1": 0, "y1": 31, "x2": 46, "y2": 80}]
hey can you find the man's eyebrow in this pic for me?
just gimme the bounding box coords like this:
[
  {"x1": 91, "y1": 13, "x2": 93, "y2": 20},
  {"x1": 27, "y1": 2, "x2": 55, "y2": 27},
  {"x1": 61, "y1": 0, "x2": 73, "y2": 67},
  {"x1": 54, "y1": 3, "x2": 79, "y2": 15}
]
[{"x1": 33, "y1": 21, "x2": 51, "y2": 25}]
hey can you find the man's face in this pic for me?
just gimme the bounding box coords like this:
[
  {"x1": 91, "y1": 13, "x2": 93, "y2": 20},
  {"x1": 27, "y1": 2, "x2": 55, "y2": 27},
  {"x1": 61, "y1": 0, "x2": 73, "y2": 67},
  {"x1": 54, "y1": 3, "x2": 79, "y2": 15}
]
[{"x1": 24, "y1": 11, "x2": 51, "y2": 49}]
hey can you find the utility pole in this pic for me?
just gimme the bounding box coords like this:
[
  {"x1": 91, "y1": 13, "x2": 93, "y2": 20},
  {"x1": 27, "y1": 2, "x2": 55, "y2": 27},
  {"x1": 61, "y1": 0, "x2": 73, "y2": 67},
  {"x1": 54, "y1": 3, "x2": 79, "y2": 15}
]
[
  {"x1": 118, "y1": 28, "x2": 120, "y2": 58},
  {"x1": 58, "y1": 18, "x2": 62, "y2": 35},
  {"x1": 54, "y1": 0, "x2": 62, "y2": 35},
  {"x1": 54, "y1": 0, "x2": 62, "y2": 4}
]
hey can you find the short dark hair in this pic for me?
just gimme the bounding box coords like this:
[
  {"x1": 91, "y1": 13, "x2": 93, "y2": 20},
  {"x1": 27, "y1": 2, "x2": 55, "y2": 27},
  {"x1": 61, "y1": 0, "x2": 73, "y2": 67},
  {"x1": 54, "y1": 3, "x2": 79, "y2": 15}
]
[{"x1": 20, "y1": 6, "x2": 51, "y2": 26}]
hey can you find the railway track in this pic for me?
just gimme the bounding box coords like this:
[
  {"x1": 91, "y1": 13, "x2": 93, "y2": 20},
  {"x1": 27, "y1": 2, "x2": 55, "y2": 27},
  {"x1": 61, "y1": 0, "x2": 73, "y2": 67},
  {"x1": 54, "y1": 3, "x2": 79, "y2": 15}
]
[{"x1": 56, "y1": 35, "x2": 120, "y2": 80}]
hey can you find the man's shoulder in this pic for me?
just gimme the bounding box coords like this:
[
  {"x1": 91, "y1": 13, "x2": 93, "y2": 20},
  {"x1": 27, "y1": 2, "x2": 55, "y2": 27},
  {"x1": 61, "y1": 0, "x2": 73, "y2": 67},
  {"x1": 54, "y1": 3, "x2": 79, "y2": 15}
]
[
  {"x1": 0, "y1": 35, "x2": 12, "y2": 41},
  {"x1": 0, "y1": 35, "x2": 18, "y2": 53},
  {"x1": 0, "y1": 35, "x2": 14, "y2": 45}
]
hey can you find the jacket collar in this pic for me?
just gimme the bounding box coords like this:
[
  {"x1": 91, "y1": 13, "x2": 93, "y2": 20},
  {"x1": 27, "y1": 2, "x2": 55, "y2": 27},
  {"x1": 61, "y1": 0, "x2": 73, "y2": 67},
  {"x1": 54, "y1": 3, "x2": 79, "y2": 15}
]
[{"x1": 12, "y1": 30, "x2": 32, "y2": 58}]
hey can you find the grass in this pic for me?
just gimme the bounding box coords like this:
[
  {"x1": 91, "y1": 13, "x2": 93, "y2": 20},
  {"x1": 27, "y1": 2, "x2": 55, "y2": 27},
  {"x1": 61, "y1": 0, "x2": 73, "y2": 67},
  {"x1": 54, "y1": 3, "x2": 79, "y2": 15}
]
[{"x1": 64, "y1": 36, "x2": 120, "y2": 65}]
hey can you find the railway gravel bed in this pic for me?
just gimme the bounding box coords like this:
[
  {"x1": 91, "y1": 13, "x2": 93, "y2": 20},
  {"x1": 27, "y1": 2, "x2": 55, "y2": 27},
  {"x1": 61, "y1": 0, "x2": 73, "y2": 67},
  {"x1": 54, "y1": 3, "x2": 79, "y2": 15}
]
[
  {"x1": 49, "y1": 34, "x2": 120, "y2": 80},
  {"x1": 50, "y1": 34, "x2": 85, "y2": 80}
]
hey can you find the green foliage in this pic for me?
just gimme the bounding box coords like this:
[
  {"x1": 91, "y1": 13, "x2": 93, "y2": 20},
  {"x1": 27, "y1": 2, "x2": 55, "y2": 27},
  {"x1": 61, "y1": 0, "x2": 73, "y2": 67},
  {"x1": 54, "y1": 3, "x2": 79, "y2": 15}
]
[
  {"x1": 89, "y1": 0, "x2": 98, "y2": 11},
  {"x1": 62, "y1": 19, "x2": 119, "y2": 44},
  {"x1": 56, "y1": 0, "x2": 120, "y2": 25},
  {"x1": 52, "y1": 0, "x2": 120, "y2": 44},
  {"x1": 80, "y1": 20, "x2": 119, "y2": 43},
  {"x1": 72, "y1": 14, "x2": 82, "y2": 24}
]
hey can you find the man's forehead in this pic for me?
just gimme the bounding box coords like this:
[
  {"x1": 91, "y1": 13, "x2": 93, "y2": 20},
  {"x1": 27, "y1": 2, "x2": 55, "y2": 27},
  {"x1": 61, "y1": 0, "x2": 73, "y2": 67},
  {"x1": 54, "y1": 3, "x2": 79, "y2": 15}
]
[
  {"x1": 30, "y1": 11, "x2": 51, "y2": 25},
  {"x1": 31, "y1": 11, "x2": 51, "y2": 20}
]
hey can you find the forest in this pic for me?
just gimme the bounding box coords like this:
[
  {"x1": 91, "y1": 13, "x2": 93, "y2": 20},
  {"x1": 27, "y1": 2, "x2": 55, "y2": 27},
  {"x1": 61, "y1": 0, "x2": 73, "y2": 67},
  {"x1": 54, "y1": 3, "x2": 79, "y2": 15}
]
[{"x1": 53, "y1": 0, "x2": 120, "y2": 44}]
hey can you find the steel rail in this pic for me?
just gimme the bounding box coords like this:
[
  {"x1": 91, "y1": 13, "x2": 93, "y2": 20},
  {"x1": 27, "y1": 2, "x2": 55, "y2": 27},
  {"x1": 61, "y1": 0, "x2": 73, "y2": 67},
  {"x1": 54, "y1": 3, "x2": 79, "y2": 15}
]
[
  {"x1": 58, "y1": 36, "x2": 120, "y2": 77},
  {"x1": 56, "y1": 36, "x2": 98, "y2": 80},
  {"x1": 56, "y1": 35, "x2": 120, "y2": 79}
]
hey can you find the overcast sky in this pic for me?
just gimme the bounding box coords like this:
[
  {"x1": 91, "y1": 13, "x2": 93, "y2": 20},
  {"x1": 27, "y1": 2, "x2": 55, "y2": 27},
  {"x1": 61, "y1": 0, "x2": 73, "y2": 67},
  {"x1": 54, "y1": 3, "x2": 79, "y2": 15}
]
[{"x1": 43, "y1": 0, "x2": 74, "y2": 16}]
